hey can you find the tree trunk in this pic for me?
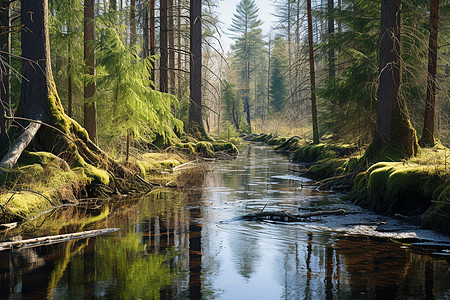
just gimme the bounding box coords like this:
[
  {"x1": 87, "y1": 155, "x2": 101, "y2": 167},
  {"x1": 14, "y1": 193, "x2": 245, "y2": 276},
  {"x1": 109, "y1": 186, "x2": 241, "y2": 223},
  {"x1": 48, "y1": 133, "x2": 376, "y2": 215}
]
[
  {"x1": 143, "y1": 2, "x2": 149, "y2": 59},
  {"x1": 0, "y1": 0, "x2": 142, "y2": 191},
  {"x1": 307, "y1": 0, "x2": 319, "y2": 144},
  {"x1": 0, "y1": 0, "x2": 10, "y2": 147},
  {"x1": 419, "y1": 0, "x2": 439, "y2": 147},
  {"x1": 188, "y1": 0, "x2": 204, "y2": 132},
  {"x1": 368, "y1": 0, "x2": 418, "y2": 160},
  {"x1": 150, "y1": 0, "x2": 156, "y2": 83},
  {"x1": 130, "y1": 0, "x2": 136, "y2": 45},
  {"x1": 110, "y1": 0, "x2": 116, "y2": 11},
  {"x1": 168, "y1": 0, "x2": 175, "y2": 95},
  {"x1": 244, "y1": 61, "x2": 251, "y2": 131},
  {"x1": 160, "y1": 0, "x2": 168, "y2": 93},
  {"x1": 177, "y1": 0, "x2": 182, "y2": 103},
  {"x1": 84, "y1": 0, "x2": 97, "y2": 144},
  {"x1": 327, "y1": 0, "x2": 335, "y2": 79},
  {"x1": 67, "y1": 1, "x2": 73, "y2": 118}
]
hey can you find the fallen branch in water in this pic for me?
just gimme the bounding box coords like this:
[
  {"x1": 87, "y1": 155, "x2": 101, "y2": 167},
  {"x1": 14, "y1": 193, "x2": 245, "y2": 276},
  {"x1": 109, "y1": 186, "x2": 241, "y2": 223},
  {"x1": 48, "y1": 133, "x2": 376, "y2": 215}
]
[
  {"x1": 239, "y1": 209, "x2": 358, "y2": 222},
  {"x1": 0, "y1": 228, "x2": 120, "y2": 251}
]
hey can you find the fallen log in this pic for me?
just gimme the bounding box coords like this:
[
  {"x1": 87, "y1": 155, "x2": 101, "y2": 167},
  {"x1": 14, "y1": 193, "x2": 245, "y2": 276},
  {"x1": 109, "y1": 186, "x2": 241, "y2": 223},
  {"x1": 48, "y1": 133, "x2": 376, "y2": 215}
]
[
  {"x1": 0, "y1": 122, "x2": 41, "y2": 175},
  {"x1": 0, "y1": 228, "x2": 120, "y2": 251},
  {"x1": 238, "y1": 209, "x2": 356, "y2": 222},
  {"x1": 296, "y1": 209, "x2": 347, "y2": 218}
]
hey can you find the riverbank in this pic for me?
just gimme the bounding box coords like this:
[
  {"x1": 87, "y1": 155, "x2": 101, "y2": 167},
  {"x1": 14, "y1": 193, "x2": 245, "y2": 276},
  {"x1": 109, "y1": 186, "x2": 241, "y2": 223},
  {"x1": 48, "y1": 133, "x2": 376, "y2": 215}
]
[
  {"x1": 0, "y1": 139, "x2": 238, "y2": 223},
  {"x1": 249, "y1": 133, "x2": 450, "y2": 235}
]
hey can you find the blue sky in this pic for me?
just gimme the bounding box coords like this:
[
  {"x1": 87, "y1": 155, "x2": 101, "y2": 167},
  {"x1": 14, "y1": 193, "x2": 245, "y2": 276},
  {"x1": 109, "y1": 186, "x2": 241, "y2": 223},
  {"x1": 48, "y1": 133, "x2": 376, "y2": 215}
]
[{"x1": 217, "y1": 0, "x2": 276, "y2": 53}]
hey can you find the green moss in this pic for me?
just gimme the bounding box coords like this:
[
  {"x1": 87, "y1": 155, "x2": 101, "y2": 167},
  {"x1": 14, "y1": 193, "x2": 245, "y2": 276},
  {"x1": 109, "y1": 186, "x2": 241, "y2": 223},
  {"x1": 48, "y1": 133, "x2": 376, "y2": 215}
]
[
  {"x1": 253, "y1": 133, "x2": 272, "y2": 142},
  {"x1": 267, "y1": 137, "x2": 286, "y2": 146},
  {"x1": 350, "y1": 162, "x2": 447, "y2": 215},
  {"x1": 195, "y1": 141, "x2": 215, "y2": 158},
  {"x1": 306, "y1": 158, "x2": 348, "y2": 180},
  {"x1": 175, "y1": 142, "x2": 197, "y2": 155},
  {"x1": 275, "y1": 137, "x2": 304, "y2": 153},
  {"x1": 211, "y1": 140, "x2": 239, "y2": 155},
  {"x1": 422, "y1": 183, "x2": 450, "y2": 235}
]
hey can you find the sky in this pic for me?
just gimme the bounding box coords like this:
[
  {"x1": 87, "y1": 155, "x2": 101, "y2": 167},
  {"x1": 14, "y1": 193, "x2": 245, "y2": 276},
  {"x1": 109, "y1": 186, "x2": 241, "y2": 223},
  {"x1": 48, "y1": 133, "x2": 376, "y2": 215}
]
[{"x1": 216, "y1": 0, "x2": 277, "y2": 53}]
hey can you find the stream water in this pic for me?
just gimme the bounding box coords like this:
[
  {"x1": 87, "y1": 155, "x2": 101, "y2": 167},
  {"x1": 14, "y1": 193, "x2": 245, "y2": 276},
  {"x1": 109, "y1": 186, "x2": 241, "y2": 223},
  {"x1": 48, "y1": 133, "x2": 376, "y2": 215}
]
[{"x1": 0, "y1": 145, "x2": 449, "y2": 299}]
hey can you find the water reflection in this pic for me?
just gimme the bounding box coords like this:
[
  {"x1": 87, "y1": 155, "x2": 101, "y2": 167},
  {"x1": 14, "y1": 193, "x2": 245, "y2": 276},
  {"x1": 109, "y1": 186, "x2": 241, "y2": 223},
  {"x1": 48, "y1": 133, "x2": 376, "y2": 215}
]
[{"x1": 0, "y1": 145, "x2": 449, "y2": 299}]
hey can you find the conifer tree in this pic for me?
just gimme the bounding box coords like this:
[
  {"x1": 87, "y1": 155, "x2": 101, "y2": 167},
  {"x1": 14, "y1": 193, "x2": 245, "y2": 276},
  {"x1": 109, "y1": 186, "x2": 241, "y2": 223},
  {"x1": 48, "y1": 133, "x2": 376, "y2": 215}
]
[
  {"x1": 84, "y1": 0, "x2": 97, "y2": 144},
  {"x1": 419, "y1": 0, "x2": 440, "y2": 147},
  {"x1": 229, "y1": 0, "x2": 263, "y2": 132},
  {"x1": 368, "y1": 0, "x2": 418, "y2": 160},
  {"x1": 269, "y1": 36, "x2": 289, "y2": 113}
]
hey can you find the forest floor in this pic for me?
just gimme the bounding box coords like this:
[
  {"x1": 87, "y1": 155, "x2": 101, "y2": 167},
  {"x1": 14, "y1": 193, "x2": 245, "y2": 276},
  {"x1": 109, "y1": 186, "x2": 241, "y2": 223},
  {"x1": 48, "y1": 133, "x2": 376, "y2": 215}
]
[{"x1": 248, "y1": 133, "x2": 450, "y2": 236}]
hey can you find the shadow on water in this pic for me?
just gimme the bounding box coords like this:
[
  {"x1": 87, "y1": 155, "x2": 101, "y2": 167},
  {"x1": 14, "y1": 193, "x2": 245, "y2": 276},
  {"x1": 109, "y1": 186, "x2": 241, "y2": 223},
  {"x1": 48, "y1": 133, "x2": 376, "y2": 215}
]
[{"x1": 0, "y1": 145, "x2": 449, "y2": 299}]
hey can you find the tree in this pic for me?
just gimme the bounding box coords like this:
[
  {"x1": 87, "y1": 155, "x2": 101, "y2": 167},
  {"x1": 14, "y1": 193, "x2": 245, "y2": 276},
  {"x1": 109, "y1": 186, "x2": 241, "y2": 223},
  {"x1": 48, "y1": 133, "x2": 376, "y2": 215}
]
[
  {"x1": 0, "y1": 0, "x2": 143, "y2": 192},
  {"x1": 327, "y1": 0, "x2": 335, "y2": 78},
  {"x1": 160, "y1": 0, "x2": 168, "y2": 93},
  {"x1": 229, "y1": 0, "x2": 263, "y2": 132},
  {"x1": 306, "y1": 0, "x2": 319, "y2": 144},
  {"x1": 188, "y1": 0, "x2": 204, "y2": 132},
  {"x1": 0, "y1": 0, "x2": 10, "y2": 146},
  {"x1": 419, "y1": 0, "x2": 440, "y2": 147},
  {"x1": 150, "y1": 0, "x2": 156, "y2": 82},
  {"x1": 269, "y1": 36, "x2": 289, "y2": 113},
  {"x1": 84, "y1": 0, "x2": 97, "y2": 144},
  {"x1": 222, "y1": 80, "x2": 242, "y2": 130},
  {"x1": 368, "y1": 0, "x2": 418, "y2": 160}
]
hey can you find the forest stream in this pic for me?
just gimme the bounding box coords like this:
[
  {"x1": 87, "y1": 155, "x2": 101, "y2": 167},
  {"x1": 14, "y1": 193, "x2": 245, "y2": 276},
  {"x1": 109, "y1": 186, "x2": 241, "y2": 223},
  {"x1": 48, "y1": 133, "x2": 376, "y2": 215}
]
[{"x1": 0, "y1": 145, "x2": 449, "y2": 299}]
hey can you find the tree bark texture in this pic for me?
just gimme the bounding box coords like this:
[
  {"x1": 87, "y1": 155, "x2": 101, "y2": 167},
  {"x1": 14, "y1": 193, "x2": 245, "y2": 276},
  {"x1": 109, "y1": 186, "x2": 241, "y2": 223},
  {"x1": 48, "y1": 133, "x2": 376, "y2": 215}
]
[
  {"x1": 0, "y1": 0, "x2": 10, "y2": 141},
  {"x1": 84, "y1": 0, "x2": 97, "y2": 144},
  {"x1": 370, "y1": 0, "x2": 418, "y2": 159},
  {"x1": 168, "y1": 0, "x2": 175, "y2": 95},
  {"x1": 150, "y1": 0, "x2": 156, "y2": 83},
  {"x1": 328, "y1": 0, "x2": 335, "y2": 79},
  {"x1": 420, "y1": 0, "x2": 439, "y2": 147},
  {"x1": 130, "y1": 0, "x2": 136, "y2": 45},
  {"x1": 143, "y1": 3, "x2": 149, "y2": 59},
  {"x1": 160, "y1": 0, "x2": 168, "y2": 93},
  {"x1": 188, "y1": 0, "x2": 203, "y2": 130},
  {"x1": 307, "y1": 0, "x2": 319, "y2": 144}
]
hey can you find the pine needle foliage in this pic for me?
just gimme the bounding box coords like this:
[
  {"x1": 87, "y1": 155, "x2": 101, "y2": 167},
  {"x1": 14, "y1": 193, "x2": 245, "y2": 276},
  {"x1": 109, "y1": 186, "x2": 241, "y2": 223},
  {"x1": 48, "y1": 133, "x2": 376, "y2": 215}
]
[
  {"x1": 95, "y1": 18, "x2": 183, "y2": 146},
  {"x1": 49, "y1": 0, "x2": 84, "y2": 121},
  {"x1": 317, "y1": 0, "x2": 379, "y2": 143}
]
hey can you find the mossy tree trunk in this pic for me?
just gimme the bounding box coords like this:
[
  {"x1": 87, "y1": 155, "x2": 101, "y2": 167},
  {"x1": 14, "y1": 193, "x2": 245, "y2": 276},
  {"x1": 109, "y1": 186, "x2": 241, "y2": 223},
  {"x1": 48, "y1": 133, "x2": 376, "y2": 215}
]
[
  {"x1": 0, "y1": 0, "x2": 138, "y2": 191},
  {"x1": 367, "y1": 0, "x2": 418, "y2": 162},
  {"x1": 419, "y1": 0, "x2": 439, "y2": 147}
]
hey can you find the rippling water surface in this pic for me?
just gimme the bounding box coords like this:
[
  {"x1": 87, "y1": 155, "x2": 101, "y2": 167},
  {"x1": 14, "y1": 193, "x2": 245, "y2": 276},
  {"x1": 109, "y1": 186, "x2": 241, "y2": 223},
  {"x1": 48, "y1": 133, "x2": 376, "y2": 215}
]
[{"x1": 0, "y1": 145, "x2": 449, "y2": 299}]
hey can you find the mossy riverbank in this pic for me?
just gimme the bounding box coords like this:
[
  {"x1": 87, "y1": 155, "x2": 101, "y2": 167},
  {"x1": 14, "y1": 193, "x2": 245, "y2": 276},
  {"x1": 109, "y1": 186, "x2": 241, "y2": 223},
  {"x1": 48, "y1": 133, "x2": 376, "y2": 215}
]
[
  {"x1": 0, "y1": 139, "x2": 238, "y2": 223},
  {"x1": 250, "y1": 133, "x2": 450, "y2": 235}
]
